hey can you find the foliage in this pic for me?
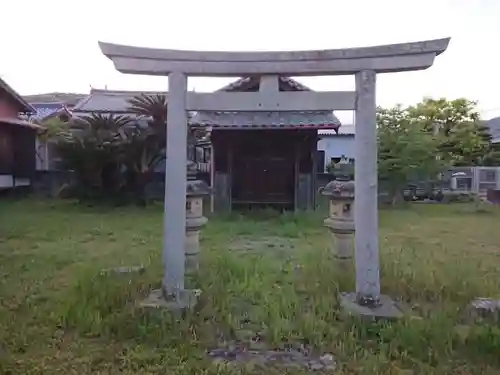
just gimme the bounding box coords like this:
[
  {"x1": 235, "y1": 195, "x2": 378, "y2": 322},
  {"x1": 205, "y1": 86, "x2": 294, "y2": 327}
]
[
  {"x1": 377, "y1": 98, "x2": 500, "y2": 204},
  {"x1": 407, "y1": 98, "x2": 500, "y2": 166},
  {"x1": 53, "y1": 114, "x2": 132, "y2": 202},
  {"x1": 37, "y1": 117, "x2": 69, "y2": 141},
  {"x1": 407, "y1": 98, "x2": 479, "y2": 135},
  {"x1": 377, "y1": 105, "x2": 445, "y2": 204},
  {"x1": 126, "y1": 93, "x2": 168, "y2": 170},
  {"x1": 35, "y1": 118, "x2": 69, "y2": 167},
  {"x1": 438, "y1": 121, "x2": 500, "y2": 166},
  {"x1": 44, "y1": 94, "x2": 209, "y2": 205},
  {"x1": 2, "y1": 200, "x2": 500, "y2": 374},
  {"x1": 326, "y1": 158, "x2": 354, "y2": 180}
]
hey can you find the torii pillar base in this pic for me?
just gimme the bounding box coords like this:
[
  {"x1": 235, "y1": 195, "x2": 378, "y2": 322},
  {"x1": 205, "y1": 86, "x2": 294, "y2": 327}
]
[
  {"x1": 339, "y1": 292, "x2": 403, "y2": 321},
  {"x1": 140, "y1": 289, "x2": 200, "y2": 316}
]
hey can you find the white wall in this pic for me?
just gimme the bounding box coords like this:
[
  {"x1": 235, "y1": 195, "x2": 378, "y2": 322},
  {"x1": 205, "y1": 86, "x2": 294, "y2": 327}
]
[
  {"x1": 35, "y1": 137, "x2": 50, "y2": 171},
  {"x1": 0, "y1": 175, "x2": 30, "y2": 189},
  {"x1": 317, "y1": 135, "x2": 355, "y2": 170},
  {"x1": 0, "y1": 175, "x2": 14, "y2": 188}
]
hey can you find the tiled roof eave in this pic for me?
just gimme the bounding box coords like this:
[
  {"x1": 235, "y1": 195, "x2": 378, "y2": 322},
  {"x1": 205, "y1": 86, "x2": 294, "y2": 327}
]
[
  {"x1": 209, "y1": 123, "x2": 340, "y2": 130},
  {"x1": 0, "y1": 117, "x2": 44, "y2": 130}
]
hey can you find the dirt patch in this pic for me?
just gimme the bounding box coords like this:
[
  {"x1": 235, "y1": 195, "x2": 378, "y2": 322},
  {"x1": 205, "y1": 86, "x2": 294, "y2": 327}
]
[{"x1": 229, "y1": 236, "x2": 297, "y2": 254}]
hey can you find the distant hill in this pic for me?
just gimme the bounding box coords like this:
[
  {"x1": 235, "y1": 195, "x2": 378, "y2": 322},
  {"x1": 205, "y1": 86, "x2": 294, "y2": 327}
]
[{"x1": 23, "y1": 92, "x2": 87, "y2": 106}]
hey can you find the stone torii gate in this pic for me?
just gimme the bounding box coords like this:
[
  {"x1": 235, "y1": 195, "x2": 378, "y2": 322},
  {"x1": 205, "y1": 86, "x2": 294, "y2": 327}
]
[{"x1": 98, "y1": 38, "x2": 450, "y2": 315}]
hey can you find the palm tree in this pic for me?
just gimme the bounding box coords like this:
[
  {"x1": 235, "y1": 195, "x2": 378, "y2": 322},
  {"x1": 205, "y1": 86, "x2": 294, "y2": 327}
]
[
  {"x1": 127, "y1": 94, "x2": 167, "y2": 168},
  {"x1": 55, "y1": 114, "x2": 132, "y2": 201},
  {"x1": 128, "y1": 93, "x2": 209, "y2": 163}
]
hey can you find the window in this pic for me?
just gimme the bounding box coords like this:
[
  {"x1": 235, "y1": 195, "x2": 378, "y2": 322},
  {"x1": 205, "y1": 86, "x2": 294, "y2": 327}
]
[
  {"x1": 480, "y1": 170, "x2": 496, "y2": 182},
  {"x1": 456, "y1": 177, "x2": 472, "y2": 190}
]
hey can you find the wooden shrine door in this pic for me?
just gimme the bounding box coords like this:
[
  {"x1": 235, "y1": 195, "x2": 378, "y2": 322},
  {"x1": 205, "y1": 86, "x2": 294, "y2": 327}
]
[{"x1": 231, "y1": 132, "x2": 295, "y2": 209}]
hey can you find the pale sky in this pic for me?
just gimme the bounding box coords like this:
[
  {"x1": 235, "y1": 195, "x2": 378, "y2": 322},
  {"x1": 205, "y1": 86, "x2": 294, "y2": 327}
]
[{"x1": 1, "y1": 0, "x2": 499, "y2": 123}]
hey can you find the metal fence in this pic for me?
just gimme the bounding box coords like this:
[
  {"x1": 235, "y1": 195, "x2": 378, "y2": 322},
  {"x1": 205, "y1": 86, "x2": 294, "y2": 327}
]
[{"x1": 444, "y1": 167, "x2": 500, "y2": 194}]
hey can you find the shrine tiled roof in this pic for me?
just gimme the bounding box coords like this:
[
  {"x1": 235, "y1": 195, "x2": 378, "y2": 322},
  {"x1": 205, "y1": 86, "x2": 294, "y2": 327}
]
[
  {"x1": 190, "y1": 76, "x2": 341, "y2": 130},
  {"x1": 189, "y1": 111, "x2": 340, "y2": 129}
]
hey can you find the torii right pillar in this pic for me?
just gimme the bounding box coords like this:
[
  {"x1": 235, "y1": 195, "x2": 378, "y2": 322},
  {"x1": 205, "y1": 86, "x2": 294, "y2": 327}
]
[{"x1": 338, "y1": 69, "x2": 404, "y2": 319}]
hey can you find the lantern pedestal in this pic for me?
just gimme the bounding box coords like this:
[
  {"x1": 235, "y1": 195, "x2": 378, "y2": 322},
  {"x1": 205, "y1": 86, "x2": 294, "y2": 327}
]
[
  {"x1": 323, "y1": 217, "x2": 354, "y2": 260},
  {"x1": 321, "y1": 179, "x2": 355, "y2": 260},
  {"x1": 185, "y1": 162, "x2": 211, "y2": 273}
]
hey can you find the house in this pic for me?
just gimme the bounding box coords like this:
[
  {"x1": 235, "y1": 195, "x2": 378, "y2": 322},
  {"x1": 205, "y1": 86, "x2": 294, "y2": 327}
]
[
  {"x1": 23, "y1": 92, "x2": 87, "y2": 110},
  {"x1": 29, "y1": 103, "x2": 72, "y2": 171},
  {"x1": 53, "y1": 76, "x2": 342, "y2": 211},
  {"x1": 487, "y1": 116, "x2": 500, "y2": 143},
  {"x1": 0, "y1": 77, "x2": 40, "y2": 189},
  {"x1": 22, "y1": 93, "x2": 87, "y2": 171},
  {"x1": 317, "y1": 124, "x2": 355, "y2": 171},
  {"x1": 29, "y1": 102, "x2": 72, "y2": 123}
]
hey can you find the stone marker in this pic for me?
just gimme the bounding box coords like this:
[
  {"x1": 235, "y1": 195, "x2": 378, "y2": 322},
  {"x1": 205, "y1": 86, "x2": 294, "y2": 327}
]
[{"x1": 467, "y1": 298, "x2": 500, "y2": 324}]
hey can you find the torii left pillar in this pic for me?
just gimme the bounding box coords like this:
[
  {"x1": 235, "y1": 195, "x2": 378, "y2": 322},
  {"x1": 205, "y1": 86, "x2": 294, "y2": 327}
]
[{"x1": 141, "y1": 71, "x2": 199, "y2": 310}]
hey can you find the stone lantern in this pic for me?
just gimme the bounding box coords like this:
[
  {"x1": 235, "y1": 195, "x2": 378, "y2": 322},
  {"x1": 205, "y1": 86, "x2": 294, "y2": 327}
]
[
  {"x1": 321, "y1": 177, "x2": 355, "y2": 260},
  {"x1": 185, "y1": 161, "x2": 211, "y2": 272}
]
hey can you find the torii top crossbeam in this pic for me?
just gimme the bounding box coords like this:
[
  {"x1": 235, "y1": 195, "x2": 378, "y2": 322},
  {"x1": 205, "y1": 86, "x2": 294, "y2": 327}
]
[{"x1": 98, "y1": 38, "x2": 450, "y2": 77}]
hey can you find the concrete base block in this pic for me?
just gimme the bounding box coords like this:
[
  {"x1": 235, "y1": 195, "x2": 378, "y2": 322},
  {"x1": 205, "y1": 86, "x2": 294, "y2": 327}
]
[
  {"x1": 140, "y1": 288, "x2": 200, "y2": 312},
  {"x1": 339, "y1": 292, "x2": 403, "y2": 320}
]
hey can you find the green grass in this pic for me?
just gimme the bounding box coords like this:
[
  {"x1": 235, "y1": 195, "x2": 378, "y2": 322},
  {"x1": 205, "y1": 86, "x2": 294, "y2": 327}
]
[{"x1": 1, "y1": 199, "x2": 500, "y2": 374}]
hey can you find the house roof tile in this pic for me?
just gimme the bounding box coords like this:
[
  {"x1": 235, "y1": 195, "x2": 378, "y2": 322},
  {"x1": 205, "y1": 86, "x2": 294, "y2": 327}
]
[
  {"x1": 70, "y1": 76, "x2": 341, "y2": 130},
  {"x1": 72, "y1": 89, "x2": 168, "y2": 113}
]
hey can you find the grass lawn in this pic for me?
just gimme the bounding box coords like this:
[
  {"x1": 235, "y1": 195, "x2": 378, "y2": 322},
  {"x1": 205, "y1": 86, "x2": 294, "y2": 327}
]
[{"x1": 1, "y1": 199, "x2": 500, "y2": 374}]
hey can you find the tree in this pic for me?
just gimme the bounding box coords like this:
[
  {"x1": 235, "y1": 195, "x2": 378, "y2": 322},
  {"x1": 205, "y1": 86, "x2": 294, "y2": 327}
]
[
  {"x1": 54, "y1": 114, "x2": 132, "y2": 202},
  {"x1": 43, "y1": 93, "x2": 206, "y2": 205},
  {"x1": 407, "y1": 98, "x2": 500, "y2": 166},
  {"x1": 407, "y1": 98, "x2": 479, "y2": 136},
  {"x1": 438, "y1": 121, "x2": 500, "y2": 166},
  {"x1": 127, "y1": 94, "x2": 168, "y2": 172},
  {"x1": 377, "y1": 105, "x2": 445, "y2": 205},
  {"x1": 35, "y1": 117, "x2": 68, "y2": 168},
  {"x1": 127, "y1": 93, "x2": 208, "y2": 172}
]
